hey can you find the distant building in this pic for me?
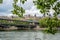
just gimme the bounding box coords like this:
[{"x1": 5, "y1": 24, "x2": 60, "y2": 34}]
[
  {"x1": 0, "y1": 14, "x2": 42, "y2": 20},
  {"x1": 0, "y1": 16, "x2": 12, "y2": 19},
  {"x1": 0, "y1": 15, "x2": 19, "y2": 19},
  {"x1": 24, "y1": 14, "x2": 41, "y2": 20}
]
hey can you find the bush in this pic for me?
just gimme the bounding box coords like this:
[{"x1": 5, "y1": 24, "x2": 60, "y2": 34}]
[
  {"x1": 57, "y1": 20, "x2": 60, "y2": 27},
  {"x1": 39, "y1": 17, "x2": 49, "y2": 28},
  {"x1": 39, "y1": 17, "x2": 60, "y2": 34}
]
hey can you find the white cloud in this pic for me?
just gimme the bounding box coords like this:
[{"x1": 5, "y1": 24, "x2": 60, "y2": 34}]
[
  {"x1": 21, "y1": 0, "x2": 34, "y2": 10},
  {"x1": 0, "y1": 0, "x2": 13, "y2": 15},
  {"x1": 24, "y1": 6, "x2": 43, "y2": 17},
  {"x1": 49, "y1": 8, "x2": 55, "y2": 16},
  {"x1": 0, "y1": 0, "x2": 60, "y2": 17},
  {"x1": 58, "y1": 0, "x2": 60, "y2": 1}
]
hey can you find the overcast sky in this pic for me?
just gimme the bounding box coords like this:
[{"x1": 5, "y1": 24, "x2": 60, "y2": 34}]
[
  {"x1": 0, "y1": 0, "x2": 60, "y2": 17},
  {"x1": 0, "y1": 0, "x2": 44, "y2": 17}
]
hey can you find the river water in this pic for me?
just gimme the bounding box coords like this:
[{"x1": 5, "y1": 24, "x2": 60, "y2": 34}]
[{"x1": 0, "y1": 30, "x2": 60, "y2": 40}]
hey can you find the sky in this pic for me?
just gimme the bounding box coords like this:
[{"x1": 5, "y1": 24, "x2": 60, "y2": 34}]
[
  {"x1": 0, "y1": 0, "x2": 60, "y2": 17},
  {"x1": 0, "y1": 0, "x2": 43, "y2": 17}
]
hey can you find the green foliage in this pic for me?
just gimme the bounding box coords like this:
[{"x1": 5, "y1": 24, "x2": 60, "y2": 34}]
[
  {"x1": 14, "y1": 0, "x2": 18, "y2": 4},
  {"x1": 12, "y1": 0, "x2": 26, "y2": 17},
  {"x1": 33, "y1": 0, "x2": 60, "y2": 34},
  {"x1": 39, "y1": 17, "x2": 60, "y2": 34},
  {"x1": 20, "y1": 0, "x2": 27, "y2": 4},
  {"x1": 57, "y1": 20, "x2": 60, "y2": 27},
  {"x1": 0, "y1": 20, "x2": 30, "y2": 25},
  {"x1": 53, "y1": 2, "x2": 60, "y2": 16},
  {"x1": 33, "y1": 0, "x2": 60, "y2": 17},
  {"x1": 39, "y1": 17, "x2": 49, "y2": 28},
  {"x1": 33, "y1": 0, "x2": 57, "y2": 13},
  {"x1": 44, "y1": 27, "x2": 57, "y2": 34},
  {"x1": 0, "y1": 0, "x2": 3, "y2": 3}
]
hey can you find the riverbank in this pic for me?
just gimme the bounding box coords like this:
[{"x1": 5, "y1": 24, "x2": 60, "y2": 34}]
[{"x1": 0, "y1": 27, "x2": 60, "y2": 31}]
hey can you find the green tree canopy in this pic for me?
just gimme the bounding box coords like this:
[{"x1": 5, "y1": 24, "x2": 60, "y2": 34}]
[
  {"x1": 33, "y1": 0, "x2": 60, "y2": 17},
  {"x1": 53, "y1": 2, "x2": 60, "y2": 17},
  {"x1": 33, "y1": 0, "x2": 60, "y2": 34},
  {"x1": 12, "y1": 0, "x2": 27, "y2": 17},
  {"x1": 0, "y1": 0, "x2": 3, "y2": 4},
  {"x1": 12, "y1": 0, "x2": 60, "y2": 17}
]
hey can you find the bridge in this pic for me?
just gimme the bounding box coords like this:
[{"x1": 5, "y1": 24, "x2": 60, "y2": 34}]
[{"x1": 0, "y1": 18, "x2": 39, "y2": 29}]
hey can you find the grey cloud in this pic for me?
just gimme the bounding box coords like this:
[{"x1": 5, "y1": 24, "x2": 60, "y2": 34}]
[
  {"x1": 0, "y1": 0, "x2": 35, "y2": 16},
  {"x1": 20, "y1": 0, "x2": 34, "y2": 10}
]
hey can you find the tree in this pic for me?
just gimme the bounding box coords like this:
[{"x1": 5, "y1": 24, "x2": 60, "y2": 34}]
[
  {"x1": 33, "y1": 0, "x2": 57, "y2": 16},
  {"x1": 53, "y1": 2, "x2": 60, "y2": 17},
  {"x1": 12, "y1": 0, "x2": 27, "y2": 17},
  {"x1": 0, "y1": 0, "x2": 3, "y2": 4},
  {"x1": 12, "y1": 0, "x2": 60, "y2": 17},
  {"x1": 33, "y1": 0, "x2": 60, "y2": 34}
]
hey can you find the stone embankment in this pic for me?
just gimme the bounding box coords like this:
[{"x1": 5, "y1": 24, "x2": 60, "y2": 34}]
[{"x1": 0, "y1": 26, "x2": 60, "y2": 31}]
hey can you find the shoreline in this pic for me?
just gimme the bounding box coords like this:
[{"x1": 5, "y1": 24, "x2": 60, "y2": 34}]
[{"x1": 0, "y1": 28, "x2": 60, "y2": 31}]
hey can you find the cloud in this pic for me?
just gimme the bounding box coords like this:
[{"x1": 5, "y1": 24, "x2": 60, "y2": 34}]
[
  {"x1": 0, "y1": 12, "x2": 12, "y2": 16},
  {"x1": 17, "y1": 0, "x2": 34, "y2": 10},
  {"x1": 21, "y1": 0, "x2": 34, "y2": 10},
  {"x1": 0, "y1": 0, "x2": 55, "y2": 17},
  {"x1": 0, "y1": 0, "x2": 35, "y2": 16},
  {"x1": 24, "y1": 6, "x2": 43, "y2": 17},
  {"x1": 0, "y1": 0, "x2": 13, "y2": 12},
  {"x1": 0, "y1": 0, "x2": 13, "y2": 16}
]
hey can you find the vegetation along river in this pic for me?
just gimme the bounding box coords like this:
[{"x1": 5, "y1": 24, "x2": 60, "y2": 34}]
[{"x1": 0, "y1": 30, "x2": 60, "y2": 40}]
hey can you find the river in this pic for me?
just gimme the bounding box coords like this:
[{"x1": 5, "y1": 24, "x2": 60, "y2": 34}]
[{"x1": 0, "y1": 30, "x2": 60, "y2": 40}]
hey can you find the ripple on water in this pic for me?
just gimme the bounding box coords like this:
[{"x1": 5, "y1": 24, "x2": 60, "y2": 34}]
[{"x1": 0, "y1": 31, "x2": 60, "y2": 40}]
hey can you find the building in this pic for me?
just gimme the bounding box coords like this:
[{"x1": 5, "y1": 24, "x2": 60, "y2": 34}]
[
  {"x1": 24, "y1": 14, "x2": 41, "y2": 20},
  {"x1": 0, "y1": 16, "x2": 12, "y2": 19}
]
